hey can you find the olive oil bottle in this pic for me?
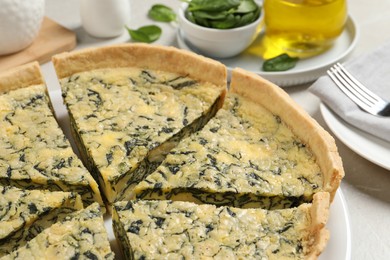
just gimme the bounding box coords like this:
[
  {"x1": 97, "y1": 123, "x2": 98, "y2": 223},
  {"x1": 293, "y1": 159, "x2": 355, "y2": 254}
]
[{"x1": 262, "y1": 0, "x2": 347, "y2": 58}]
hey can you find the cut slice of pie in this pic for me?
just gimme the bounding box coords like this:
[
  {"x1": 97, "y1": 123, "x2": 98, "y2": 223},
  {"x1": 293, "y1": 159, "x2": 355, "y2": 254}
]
[
  {"x1": 0, "y1": 185, "x2": 83, "y2": 256},
  {"x1": 52, "y1": 44, "x2": 227, "y2": 204},
  {"x1": 0, "y1": 62, "x2": 104, "y2": 210},
  {"x1": 133, "y1": 68, "x2": 344, "y2": 209},
  {"x1": 1, "y1": 203, "x2": 114, "y2": 260},
  {"x1": 113, "y1": 192, "x2": 330, "y2": 259}
]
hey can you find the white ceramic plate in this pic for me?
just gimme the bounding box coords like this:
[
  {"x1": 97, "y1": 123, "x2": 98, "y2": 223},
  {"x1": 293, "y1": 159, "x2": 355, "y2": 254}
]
[
  {"x1": 50, "y1": 90, "x2": 351, "y2": 260},
  {"x1": 320, "y1": 103, "x2": 390, "y2": 170},
  {"x1": 319, "y1": 189, "x2": 351, "y2": 260},
  {"x1": 177, "y1": 16, "x2": 358, "y2": 87}
]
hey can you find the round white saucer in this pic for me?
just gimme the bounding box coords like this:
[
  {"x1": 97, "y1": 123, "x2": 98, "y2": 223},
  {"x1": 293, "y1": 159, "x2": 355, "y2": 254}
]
[
  {"x1": 177, "y1": 16, "x2": 359, "y2": 87},
  {"x1": 320, "y1": 103, "x2": 390, "y2": 171}
]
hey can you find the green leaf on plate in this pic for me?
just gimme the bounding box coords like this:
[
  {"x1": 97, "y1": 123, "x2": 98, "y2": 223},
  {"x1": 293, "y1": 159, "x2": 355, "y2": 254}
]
[
  {"x1": 148, "y1": 4, "x2": 176, "y2": 22},
  {"x1": 126, "y1": 25, "x2": 162, "y2": 43},
  {"x1": 262, "y1": 54, "x2": 299, "y2": 72}
]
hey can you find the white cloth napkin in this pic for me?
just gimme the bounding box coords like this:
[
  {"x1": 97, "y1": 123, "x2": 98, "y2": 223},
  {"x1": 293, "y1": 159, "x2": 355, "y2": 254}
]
[{"x1": 309, "y1": 41, "x2": 390, "y2": 143}]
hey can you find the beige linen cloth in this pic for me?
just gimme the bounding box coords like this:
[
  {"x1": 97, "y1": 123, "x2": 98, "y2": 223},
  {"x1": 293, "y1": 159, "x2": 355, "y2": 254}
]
[{"x1": 309, "y1": 42, "x2": 390, "y2": 142}]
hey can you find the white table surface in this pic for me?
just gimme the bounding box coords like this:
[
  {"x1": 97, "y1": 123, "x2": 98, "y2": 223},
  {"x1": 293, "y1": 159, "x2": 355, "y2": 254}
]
[{"x1": 43, "y1": 0, "x2": 390, "y2": 259}]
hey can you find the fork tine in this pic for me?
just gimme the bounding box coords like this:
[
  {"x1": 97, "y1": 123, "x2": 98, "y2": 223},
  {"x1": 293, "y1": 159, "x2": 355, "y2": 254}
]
[
  {"x1": 335, "y1": 63, "x2": 383, "y2": 103},
  {"x1": 331, "y1": 65, "x2": 377, "y2": 107},
  {"x1": 328, "y1": 63, "x2": 390, "y2": 117},
  {"x1": 327, "y1": 68, "x2": 377, "y2": 114}
]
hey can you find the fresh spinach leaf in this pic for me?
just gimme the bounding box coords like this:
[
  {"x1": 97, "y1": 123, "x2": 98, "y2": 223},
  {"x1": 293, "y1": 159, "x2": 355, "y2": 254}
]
[
  {"x1": 235, "y1": 0, "x2": 258, "y2": 13},
  {"x1": 126, "y1": 25, "x2": 162, "y2": 43},
  {"x1": 148, "y1": 4, "x2": 176, "y2": 22},
  {"x1": 235, "y1": 12, "x2": 255, "y2": 27},
  {"x1": 194, "y1": 16, "x2": 211, "y2": 27},
  {"x1": 188, "y1": 0, "x2": 241, "y2": 12},
  {"x1": 185, "y1": 0, "x2": 261, "y2": 29},
  {"x1": 210, "y1": 14, "x2": 239, "y2": 29},
  {"x1": 192, "y1": 10, "x2": 229, "y2": 20},
  {"x1": 185, "y1": 10, "x2": 197, "y2": 23},
  {"x1": 262, "y1": 54, "x2": 299, "y2": 72}
]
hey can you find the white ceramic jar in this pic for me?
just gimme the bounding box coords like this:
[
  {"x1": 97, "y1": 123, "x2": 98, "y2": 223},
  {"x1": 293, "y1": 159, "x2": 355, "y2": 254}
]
[
  {"x1": 0, "y1": 0, "x2": 45, "y2": 55},
  {"x1": 80, "y1": 0, "x2": 131, "y2": 38}
]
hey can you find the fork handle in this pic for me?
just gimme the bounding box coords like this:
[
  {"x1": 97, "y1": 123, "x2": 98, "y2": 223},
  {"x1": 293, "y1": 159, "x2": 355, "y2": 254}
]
[{"x1": 378, "y1": 103, "x2": 390, "y2": 117}]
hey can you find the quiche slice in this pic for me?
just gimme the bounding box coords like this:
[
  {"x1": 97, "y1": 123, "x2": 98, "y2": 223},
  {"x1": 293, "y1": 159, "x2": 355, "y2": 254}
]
[
  {"x1": 0, "y1": 62, "x2": 104, "y2": 210},
  {"x1": 52, "y1": 43, "x2": 227, "y2": 204},
  {"x1": 0, "y1": 203, "x2": 114, "y2": 260},
  {"x1": 113, "y1": 192, "x2": 330, "y2": 259},
  {"x1": 133, "y1": 68, "x2": 344, "y2": 209},
  {"x1": 0, "y1": 185, "x2": 83, "y2": 257}
]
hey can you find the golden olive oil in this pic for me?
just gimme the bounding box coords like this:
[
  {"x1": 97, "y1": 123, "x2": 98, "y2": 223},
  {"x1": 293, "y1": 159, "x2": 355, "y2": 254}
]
[{"x1": 262, "y1": 0, "x2": 347, "y2": 58}]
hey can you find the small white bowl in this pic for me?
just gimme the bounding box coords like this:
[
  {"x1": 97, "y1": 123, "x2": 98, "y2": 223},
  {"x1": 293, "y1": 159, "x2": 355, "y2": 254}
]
[{"x1": 178, "y1": 2, "x2": 263, "y2": 59}]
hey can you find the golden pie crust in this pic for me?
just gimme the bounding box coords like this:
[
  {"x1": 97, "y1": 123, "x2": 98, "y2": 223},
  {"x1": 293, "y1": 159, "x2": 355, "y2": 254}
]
[
  {"x1": 305, "y1": 191, "x2": 330, "y2": 260},
  {"x1": 0, "y1": 62, "x2": 44, "y2": 94},
  {"x1": 52, "y1": 43, "x2": 227, "y2": 88}
]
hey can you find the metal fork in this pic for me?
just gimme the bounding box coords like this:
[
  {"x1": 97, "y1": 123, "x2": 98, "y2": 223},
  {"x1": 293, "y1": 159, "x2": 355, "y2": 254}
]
[{"x1": 327, "y1": 63, "x2": 390, "y2": 117}]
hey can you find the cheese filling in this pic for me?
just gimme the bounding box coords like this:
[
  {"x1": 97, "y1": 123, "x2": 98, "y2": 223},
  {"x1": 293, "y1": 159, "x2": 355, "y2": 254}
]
[
  {"x1": 0, "y1": 85, "x2": 103, "y2": 209},
  {"x1": 1, "y1": 203, "x2": 114, "y2": 260},
  {"x1": 133, "y1": 94, "x2": 323, "y2": 209},
  {"x1": 60, "y1": 68, "x2": 225, "y2": 203},
  {"x1": 0, "y1": 207, "x2": 79, "y2": 257},
  {"x1": 113, "y1": 200, "x2": 317, "y2": 259},
  {"x1": 0, "y1": 186, "x2": 83, "y2": 257}
]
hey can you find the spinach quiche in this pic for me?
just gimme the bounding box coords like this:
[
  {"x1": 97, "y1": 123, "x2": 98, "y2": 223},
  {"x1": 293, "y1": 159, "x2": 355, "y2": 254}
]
[
  {"x1": 52, "y1": 44, "x2": 227, "y2": 204},
  {"x1": 113, "y1": 192, "x2": 330, "y2": 260},
  {"x1": 0, "y1": 203, "x2": 114, "y2": 260},
  {"x1": 133, "y1": 68, "x2": 344, "y2": 209},
  {"x1": 0, "y1": 186, "x2": 83, "y2": 257},
  {"x1": 0, "y1": 62, "x2": 104, "y2": 210},
  {"x1": 47, "y1": 44, "x2": 344, "y2": 259}
]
